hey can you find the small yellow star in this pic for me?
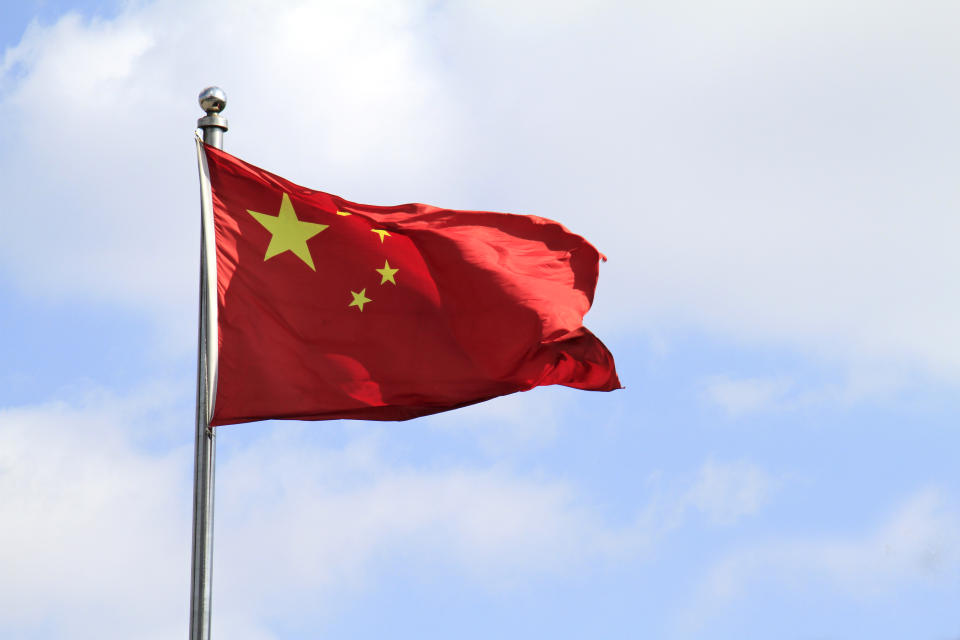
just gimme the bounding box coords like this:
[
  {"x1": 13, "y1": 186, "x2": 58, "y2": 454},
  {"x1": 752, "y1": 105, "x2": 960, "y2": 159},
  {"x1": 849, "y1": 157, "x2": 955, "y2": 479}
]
[
  {"x1": 247, "y1": 193, "x2": 328, "y2": 271},
  {"x1": 376, "y1": 260, "x2": 399, "y2": 285},
  {"x1": 336, "y1": 210, "x2": 352, "y2": 216},
  {"x1": 371, "y1": 229, "x2": 391, "y2": 243},
  {"x1": 349, "y1": 288, "x2": 371, "y2": 311}
]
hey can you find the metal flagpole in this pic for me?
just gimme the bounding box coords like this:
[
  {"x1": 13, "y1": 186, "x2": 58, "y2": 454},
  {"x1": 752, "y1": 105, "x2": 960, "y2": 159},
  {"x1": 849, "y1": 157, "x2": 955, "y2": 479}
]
[{"x1": 190, "y1": 86, "x2": 228, "y2": 640}]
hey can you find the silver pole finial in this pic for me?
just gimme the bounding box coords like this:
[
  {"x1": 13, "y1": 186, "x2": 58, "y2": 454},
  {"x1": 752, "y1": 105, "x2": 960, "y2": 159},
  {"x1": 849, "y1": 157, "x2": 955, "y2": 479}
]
[{"x1": 198, "y1": 86, "x2": 228, "y2": 149}]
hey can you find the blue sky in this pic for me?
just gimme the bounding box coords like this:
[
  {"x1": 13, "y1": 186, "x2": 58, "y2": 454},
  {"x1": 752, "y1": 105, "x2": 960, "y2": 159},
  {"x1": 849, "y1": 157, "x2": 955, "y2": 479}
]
[{"x1": 1, "y1": 1, "x2": 958, "y2": 638}]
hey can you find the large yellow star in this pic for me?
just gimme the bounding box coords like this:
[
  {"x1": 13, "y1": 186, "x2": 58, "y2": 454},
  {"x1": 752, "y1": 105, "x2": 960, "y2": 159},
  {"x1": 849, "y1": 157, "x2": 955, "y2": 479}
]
[
  {"x1": 248, "y1": 193, "x2": 328, "y2": 271},
  {"x1": 349, "y1": 288, "x2": 371, "y2": 311},
  {"x1": 375, "y1": 259, "x2": 399, "y2": 285}
]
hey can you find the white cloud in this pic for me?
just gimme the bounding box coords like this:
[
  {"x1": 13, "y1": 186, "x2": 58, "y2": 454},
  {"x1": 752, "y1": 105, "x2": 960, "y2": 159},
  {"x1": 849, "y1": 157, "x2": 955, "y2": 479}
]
[
  {"x1": 682, "y1": 459, "x2": 777, "y2": 525},
  {"x1": 705, "y1": 375, "x2": 793, "y2": 416},
  {"x1": 2, "y1": 0, "x2": 960, "y2": 380},
  {"x1": 703, "y1": 365, "x2": 934, "y2": 416},
  {"x1": 0, "y1": 392, "x2": 192, "y2": 639},
  {"x1": 680, "y1": 488, "x2": 960, "y2": 630},
  {"x1": 0, "y1": 391, "x2": 607, "y2": 637},
  {"x1": 0, "y1": 380, "x2": 782, "y2": 637},
  {"x1": 212, "y1": 425, "x2": 655, "y2": 615},
  {"x1": 3, "y1": 389, "x2": 775, "y2": 637},
  {"x1": 421, "y1": 387, "x2": 568, "y2": 452}
]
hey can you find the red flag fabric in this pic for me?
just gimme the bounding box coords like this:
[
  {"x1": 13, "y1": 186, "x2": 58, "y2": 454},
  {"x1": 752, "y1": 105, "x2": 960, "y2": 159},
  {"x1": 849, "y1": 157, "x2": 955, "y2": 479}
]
[{"x1": 204, "y1": 144, "x2": 620, "y2": 426}]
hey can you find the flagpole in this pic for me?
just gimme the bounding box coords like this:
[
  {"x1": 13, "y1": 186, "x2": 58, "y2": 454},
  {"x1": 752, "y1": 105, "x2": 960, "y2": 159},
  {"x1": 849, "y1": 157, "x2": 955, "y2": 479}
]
[{"x1": 190, "y1": 86, "x2": 228, "y2": 640}]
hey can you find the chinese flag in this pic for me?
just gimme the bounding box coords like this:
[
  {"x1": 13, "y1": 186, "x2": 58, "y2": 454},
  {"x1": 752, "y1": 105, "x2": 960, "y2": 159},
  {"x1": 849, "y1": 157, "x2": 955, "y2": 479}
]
[{"x1": 204, "y1": 144, "x2": 620, "y2": 425}]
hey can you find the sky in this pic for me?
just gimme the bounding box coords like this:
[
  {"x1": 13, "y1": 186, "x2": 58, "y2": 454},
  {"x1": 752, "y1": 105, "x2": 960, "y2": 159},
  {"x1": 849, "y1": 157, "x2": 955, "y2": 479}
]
[{"x1": 1, "y1": 0, "x2": 958, "y2": 638}]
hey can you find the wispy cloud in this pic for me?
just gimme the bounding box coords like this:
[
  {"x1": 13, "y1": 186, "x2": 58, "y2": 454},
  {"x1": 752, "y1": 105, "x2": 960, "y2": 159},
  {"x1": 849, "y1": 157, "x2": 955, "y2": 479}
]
[
  {"x1": 0, "y1": 386, "x2": 780, "y2": 638},
  {"x1": 682, "y1": 459, "x2": 778, "y2": 526},
  {"x1": 703, "y1": 363, "x2": 929, "y2": 416},
  {"x1": 421, "y1": 388, "x2": 567, "y2": 452},
  {"x1": 704, "y1": 375, "x2": 793, "y2": 416},
  {"x1": 678, "y1": 488, "x2": 960, "y2": 632}
]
